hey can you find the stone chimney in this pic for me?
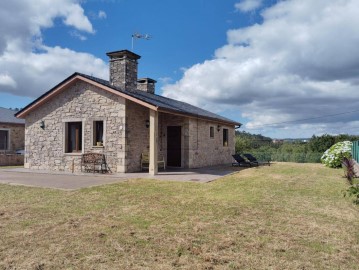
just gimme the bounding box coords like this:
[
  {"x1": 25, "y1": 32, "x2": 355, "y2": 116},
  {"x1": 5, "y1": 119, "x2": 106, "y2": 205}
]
[
  {"x1": 106, "y1": 50, "x2": 141, "y2": 91},
  {"x1": 137, "y1": 78, "x2": 156, "y2": 94}
]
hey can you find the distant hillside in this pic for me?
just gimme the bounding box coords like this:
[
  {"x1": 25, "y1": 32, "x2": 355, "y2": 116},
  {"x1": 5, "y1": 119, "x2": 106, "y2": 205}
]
[{"x1": 235, "y1": 131, "x2": 272, "y2": 142}]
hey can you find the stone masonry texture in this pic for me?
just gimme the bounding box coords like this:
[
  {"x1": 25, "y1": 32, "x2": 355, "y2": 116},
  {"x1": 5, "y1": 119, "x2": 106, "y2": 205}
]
[
  {"x1": 24, "y1": 82, "x2": 235, "y2": 172},
  {"x1": 109, "y1": 57, "x2": 138, "y2": 91},
  {"x1": 0, "y1": 123, "x2": 24, "y2": 152},
  {"x1": 24, "y1": 81, "x2": 126, "y2": 172},
  {"x1": 137, "y1": 79, "x2": 155, "y2": 94},
  {"x1": 0, "y1": 123, "x2": 25, "y2": 166}
]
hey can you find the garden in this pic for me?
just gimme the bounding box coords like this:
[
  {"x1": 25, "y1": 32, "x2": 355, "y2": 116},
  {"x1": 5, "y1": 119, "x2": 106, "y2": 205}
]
[{"x1": 0, "y1": 162, "x2": 358, "y2": 269}]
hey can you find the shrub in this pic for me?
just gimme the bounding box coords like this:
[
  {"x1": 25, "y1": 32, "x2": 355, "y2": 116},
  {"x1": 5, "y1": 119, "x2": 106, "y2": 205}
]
[
  {"x1": 342, "y1": 157, "x2": 356, "y2": 184},
  {"x1": 344, "y1": 184, "x2": 359, "y2": 204},
  {"x1": 321, "y1": 141, "x2": 352, "y2": 168}
]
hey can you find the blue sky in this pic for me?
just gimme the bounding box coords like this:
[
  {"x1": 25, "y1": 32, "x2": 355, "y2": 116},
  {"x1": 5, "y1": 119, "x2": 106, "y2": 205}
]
[
  {"x1": 40, "y1": 0, "x2": 261, "y2": 89},
  {"x1": 1, "y1": 0, "x2": 254, "y2": 108},
  {"x1": 1, "y1": 0, "x2": 359, "y2": 138}
]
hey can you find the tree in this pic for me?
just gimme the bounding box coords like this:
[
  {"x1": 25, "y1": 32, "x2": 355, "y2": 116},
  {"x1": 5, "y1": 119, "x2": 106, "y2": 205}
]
[
  {"x1": 308, "y1": 134, "x2": 335, "y2": 153},
  {"x1": 235, "y1": 136, "x2": 251, "y2": 153}
]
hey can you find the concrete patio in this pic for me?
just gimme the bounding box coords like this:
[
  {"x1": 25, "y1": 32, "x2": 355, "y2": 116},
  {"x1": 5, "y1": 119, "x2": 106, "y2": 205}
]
[{"x1": 0, "y1": 165, "x2": 244, "y2": 190}]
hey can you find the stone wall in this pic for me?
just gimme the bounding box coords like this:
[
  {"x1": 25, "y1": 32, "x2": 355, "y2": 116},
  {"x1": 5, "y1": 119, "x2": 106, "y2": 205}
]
[
  {"x1": 124, "y1": 109, "x2": 192, "y2": 171},
  {"x1": 107, "y1": 51, "x2": 139, "y2": 91},
  {"x1": 0, "y1": 154, "x2": 24, "y2": 166},
  {"x1": 0, "y1": 123, "x2": 25, "y2": 151},
  {"x1": 156, "y1": 113, "x2": 234, "y2": 168},
  {"x1": 137, "y1": 78, "x2": 155, "y2": 94},
  {"x1": 24, "y1": 81, "x2": 126, "y2": 172},
  {"x1": 187, "y1": 119, "x2": 235, "y2": 168},
  {"x1": 23, "y1": 80, "x2": 235, "y2": 173},
  {"x1": 125, "y1": 100, "x2": 150, "y2": 172}
]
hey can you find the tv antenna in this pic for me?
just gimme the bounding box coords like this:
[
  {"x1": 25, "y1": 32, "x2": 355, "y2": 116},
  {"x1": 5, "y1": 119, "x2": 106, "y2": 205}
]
[{"x1": 131, "y1": 32, "x2": 152, "y2": 51}]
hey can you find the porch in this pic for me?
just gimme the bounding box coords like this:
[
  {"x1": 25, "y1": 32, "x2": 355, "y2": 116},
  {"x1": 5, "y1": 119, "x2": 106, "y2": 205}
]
[{"x1": 125, "y1": 101, "x2": 235, "y2": 175}]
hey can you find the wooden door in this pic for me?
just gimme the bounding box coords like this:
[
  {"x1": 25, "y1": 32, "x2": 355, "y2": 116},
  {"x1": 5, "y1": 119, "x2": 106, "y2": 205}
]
[{"x1": 167, "y1": 126, "x2": 181, "y2": 167}]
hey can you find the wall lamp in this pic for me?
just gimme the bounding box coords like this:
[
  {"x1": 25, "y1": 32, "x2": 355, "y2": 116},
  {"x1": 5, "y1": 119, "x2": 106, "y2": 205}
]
[
  {"x1": 40, "y1": 120, "x2": 45, "y2": 130},
  {"x1": 145, "y1": 119, "x2": 150, "y2": 128},
  {"x1": 217, "y1": 125, "x2": 221, "y2": 132}
]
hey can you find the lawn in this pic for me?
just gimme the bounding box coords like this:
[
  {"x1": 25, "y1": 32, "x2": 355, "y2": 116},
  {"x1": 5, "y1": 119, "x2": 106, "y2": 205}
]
[{"x1": 0, "y1": 163, "x2": 358, "y2": 269}]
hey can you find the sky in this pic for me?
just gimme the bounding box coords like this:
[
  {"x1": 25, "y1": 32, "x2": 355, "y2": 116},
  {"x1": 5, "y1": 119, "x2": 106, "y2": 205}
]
[{"x1": 1, "y1": 0, "x2": 359, "y2": 138}]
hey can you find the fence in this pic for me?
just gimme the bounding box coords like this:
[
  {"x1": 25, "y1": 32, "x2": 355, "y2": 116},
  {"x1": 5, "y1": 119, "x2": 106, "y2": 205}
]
[{"x1": 352, "y1": 140, "x2": 359, "y2": 163}]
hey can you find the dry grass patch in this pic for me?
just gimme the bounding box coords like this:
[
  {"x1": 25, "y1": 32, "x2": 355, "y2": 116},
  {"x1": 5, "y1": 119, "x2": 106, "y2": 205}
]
[{"x1": 0, "y1": 163, "x2": 358, "y2": 269}]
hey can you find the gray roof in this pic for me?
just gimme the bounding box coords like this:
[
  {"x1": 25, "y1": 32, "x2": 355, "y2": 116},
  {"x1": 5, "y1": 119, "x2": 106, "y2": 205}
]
[
  {"x1": 16, "y1": 72, "x2": 241, "y2": 126},
  {"x1": 78, "y1": 73, "x2": 240, "y2": 125},
  {"x1": 0, "y1": 107, "x2": 25, "y2": 124}
]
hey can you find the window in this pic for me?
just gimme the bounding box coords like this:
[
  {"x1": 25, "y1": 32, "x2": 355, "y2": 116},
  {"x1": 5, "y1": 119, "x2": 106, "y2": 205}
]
[
  {"x1": 210, "y1": 126, "x2": 214, "y2": 138},
  {"x1": 66, "y1": 122, "x2": 82, "y2": 153},
  {"x1": 0, "y1": 130, "x2": 9, "y2": 150},
  {"x1": 223, "y1": 128, "x2": 228, "y2": 147},
  {"x1": 93, "y1": 121, "x2": 104, "y2": 146}
]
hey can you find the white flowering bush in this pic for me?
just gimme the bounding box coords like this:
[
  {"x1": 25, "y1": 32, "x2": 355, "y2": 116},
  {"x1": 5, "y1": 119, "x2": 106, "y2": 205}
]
[{"x1": 321, "y1": 141, "x2": 352, "y2": 168}]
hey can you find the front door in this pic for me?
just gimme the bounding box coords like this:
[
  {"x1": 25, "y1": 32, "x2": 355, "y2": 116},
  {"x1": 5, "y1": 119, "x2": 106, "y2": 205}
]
[{"x1": 167, "y1": 126, "x2": 181, "y2": 167}]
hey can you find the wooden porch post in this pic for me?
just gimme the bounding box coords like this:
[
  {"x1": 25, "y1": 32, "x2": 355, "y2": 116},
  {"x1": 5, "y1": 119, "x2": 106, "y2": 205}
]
[{"x1": 149, "y1": 109, "x2": 158, "y2": 175}]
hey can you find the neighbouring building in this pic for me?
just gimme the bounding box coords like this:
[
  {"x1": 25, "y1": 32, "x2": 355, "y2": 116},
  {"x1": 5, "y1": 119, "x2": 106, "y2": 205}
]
[
  {"x1": 16, "y1": 50, "x2": 241, "y2": 175},
  {"x1": 0, "y1": 107, "x2": 25, "y2": 152},
  {"x1": 0, "y1": 107, "x2": 25, "y2": 166}
]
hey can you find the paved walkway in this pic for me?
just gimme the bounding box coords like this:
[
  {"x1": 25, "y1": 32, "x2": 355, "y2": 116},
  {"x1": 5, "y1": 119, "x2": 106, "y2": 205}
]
[{"x1": 0, "y1": 165, "x2": 239, "y2": 190}]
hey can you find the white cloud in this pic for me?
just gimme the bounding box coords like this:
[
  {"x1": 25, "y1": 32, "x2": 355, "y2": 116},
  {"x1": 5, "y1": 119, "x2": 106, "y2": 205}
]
[
  {"x1": 61, "y1": 3, "x2": 94, "y2": 33},
  {"x1": 0, "y1": 0, "x2": 107, "y2": 98},
  {"x1": 0, "y1": 74, "x2": 17, "y2": 88},
  {"x1": 158, "y1": 77, "x2": 173, "y2": 84},
  {"x1": 69, "y1": 30, "x2": 88, "y2": 41},
  {"x1": 163, "y1": 0, "x2": 359, "y2": 137},
  {"x1": 235, "y1": 0, "x2": 263, "y2": 12},
  {"x1": 98, "y1": 10, "x2": 107, "y2": 19}
]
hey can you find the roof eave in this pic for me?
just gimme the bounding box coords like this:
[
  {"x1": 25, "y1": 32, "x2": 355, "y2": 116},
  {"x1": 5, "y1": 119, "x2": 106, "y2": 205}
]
[
  {"x1": 15, "y1": 73, "x2": 241, "y2": 127},
  {"x1": 15, "y1": 73, "x2": 159, "y2": 118},
  {"x1": 15, "y1": 72, "x2": 78, "y2": 118},
  {"x1": 157, "y1": 107, "x2": 241, "y2": 126}
]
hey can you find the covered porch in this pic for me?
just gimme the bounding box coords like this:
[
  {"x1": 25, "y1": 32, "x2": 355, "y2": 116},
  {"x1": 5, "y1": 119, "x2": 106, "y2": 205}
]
[
  {"x1": 142, "y1": 109, "x2": 189, "y2": 176},
  {"x1": 125, "y1": 99, "x2": 236, "y2": 175}
]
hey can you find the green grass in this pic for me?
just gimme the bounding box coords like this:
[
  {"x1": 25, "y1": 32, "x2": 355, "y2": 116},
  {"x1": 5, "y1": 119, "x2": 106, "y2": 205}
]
[
  {"x1": 0, "y1": 165, "x2": 23, "y2": 169},
  {"x1": 0, "y1": 163, "x2": 358, "y2": 269}
]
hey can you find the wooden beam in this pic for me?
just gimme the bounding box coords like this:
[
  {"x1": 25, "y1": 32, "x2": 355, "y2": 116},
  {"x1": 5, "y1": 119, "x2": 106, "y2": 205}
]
[{"x1": 149, "y1": 109, "x2": 158, "y2": 175}]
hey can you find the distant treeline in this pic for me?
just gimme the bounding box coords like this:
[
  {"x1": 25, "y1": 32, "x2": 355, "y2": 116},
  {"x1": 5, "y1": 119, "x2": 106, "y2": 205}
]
[{"x1": 235, "y1": 131, "x2": 359, "y2": 163}]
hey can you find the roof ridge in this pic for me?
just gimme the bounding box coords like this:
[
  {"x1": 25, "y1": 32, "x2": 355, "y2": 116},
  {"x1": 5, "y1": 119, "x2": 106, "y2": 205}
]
[
  {"x1": 79, "y1": 74, "x2": 239, "y2": 125},
  {"x1": 16, "y1": 72, "x2": 240, "y2": 126}
]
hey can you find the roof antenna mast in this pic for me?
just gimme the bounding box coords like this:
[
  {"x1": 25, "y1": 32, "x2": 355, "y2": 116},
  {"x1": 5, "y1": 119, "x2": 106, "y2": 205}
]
[{"x1": 131, "y1": 32, "x2": 152, "y2": 51}]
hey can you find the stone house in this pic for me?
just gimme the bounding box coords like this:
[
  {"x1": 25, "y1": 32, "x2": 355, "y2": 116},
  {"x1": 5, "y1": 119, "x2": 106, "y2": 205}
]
[
  {"x1": 16, "y1": 50, "x2": 241, "y2": 175},
  {"x1": 0, "y1": 107, "x2": 25, "y2": 166},
  {"x1": 0, "y1": 107, "x2": 25, "y2": 152}
]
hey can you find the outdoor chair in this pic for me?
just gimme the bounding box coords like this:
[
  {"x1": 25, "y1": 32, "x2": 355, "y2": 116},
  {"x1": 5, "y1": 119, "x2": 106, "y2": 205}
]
[
  {"x1": 232, "y1": 154, "x2": 252, "y2": 167},
  {"x1": 141, "y1": 152, "x2": 166, "y2": 171},
  {"x1": 243, "y1": 153, "x2": 270, "y2": 166}
]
